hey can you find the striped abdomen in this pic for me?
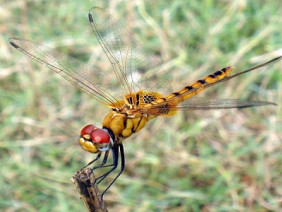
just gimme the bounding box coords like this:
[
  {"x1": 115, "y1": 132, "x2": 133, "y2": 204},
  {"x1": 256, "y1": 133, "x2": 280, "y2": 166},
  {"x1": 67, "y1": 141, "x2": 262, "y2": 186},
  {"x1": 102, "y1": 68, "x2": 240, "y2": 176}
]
[
  {"x1": 143, "y1": 66, "x2": 233, "y2": 115},
  {"x1": 167, "y1": 66, "x2": 232, "y2": 101}
]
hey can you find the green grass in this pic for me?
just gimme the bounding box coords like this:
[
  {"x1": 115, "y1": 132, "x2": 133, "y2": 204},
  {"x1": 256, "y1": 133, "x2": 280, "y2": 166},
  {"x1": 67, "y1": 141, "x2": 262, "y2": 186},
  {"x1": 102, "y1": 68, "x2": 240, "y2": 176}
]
[{"x1": 1, "y1": 0, "x2": 282, "y2": 211}]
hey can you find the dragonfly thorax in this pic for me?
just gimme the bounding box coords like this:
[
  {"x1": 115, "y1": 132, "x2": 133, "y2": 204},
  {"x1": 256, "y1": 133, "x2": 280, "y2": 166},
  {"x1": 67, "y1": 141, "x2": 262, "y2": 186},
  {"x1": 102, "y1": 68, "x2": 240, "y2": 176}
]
[
  {"x1": 124, "y1": 90, "x2": 163, "y2": 107},
  {"x1": 98, "y1": 90, "x2": 164, "y2": 140},
  {"x1": 102, "y1": 109, "x2": 155, "y2": 140}
]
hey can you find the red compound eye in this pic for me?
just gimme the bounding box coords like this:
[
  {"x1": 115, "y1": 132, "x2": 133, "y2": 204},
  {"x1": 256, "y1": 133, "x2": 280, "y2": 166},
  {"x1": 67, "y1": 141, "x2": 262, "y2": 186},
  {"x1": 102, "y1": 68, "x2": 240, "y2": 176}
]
[
  {"x1": 90, "y1": 129, "x2": 110, "y2": 144},
  {"x1": 80, "y1": 124, "x2": 95, "y2": 135}
]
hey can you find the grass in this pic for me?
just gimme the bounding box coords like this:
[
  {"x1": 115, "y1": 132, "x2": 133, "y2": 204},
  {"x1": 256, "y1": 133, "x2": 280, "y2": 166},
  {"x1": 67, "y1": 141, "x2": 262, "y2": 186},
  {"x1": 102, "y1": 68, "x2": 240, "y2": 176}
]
[{"x1": 1, "y1": 0, "x2": 281, "y2": 211}]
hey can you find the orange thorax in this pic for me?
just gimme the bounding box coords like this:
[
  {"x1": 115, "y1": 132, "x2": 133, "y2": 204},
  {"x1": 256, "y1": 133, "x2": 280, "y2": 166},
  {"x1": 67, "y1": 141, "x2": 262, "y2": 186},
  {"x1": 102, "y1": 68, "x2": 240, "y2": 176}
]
[{"x1": 102, "y1": 110, "x2": 155, "y2": 140}]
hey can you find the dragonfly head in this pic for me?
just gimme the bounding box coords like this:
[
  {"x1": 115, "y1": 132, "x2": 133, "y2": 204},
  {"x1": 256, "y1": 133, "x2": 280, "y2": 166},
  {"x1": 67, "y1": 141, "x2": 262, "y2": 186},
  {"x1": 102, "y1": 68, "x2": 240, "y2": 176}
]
[{"x1": 78, "y1": 124, "x2": 113, "y2": 153}]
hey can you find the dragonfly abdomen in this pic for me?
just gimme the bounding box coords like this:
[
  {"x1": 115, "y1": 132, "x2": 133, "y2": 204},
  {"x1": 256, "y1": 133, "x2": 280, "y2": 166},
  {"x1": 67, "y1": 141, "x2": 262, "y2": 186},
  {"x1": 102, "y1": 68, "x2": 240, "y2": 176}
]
[
  {"x1": 165, "y1": 66, "x2": 233, "y2": 104},
  {"x1": 140, "y1": 66, "x2": 233, "y2": 116}
]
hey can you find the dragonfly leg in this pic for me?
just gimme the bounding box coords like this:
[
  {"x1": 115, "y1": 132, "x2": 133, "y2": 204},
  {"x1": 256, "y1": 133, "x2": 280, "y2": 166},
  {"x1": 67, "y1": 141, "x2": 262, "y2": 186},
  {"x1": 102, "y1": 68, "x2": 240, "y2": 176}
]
[
  {"x1": 80, "y1": 152, "x2": 102, "y2": 171},
  {"x1": 90, "y1": 150, "x2": 110, "y2": 172},
  {"x1": 101, "y1": 143, "x2": 125, "y2": 200},
  {"x1": 95, "y1": 144, "x2": 119, "y2": 184}
]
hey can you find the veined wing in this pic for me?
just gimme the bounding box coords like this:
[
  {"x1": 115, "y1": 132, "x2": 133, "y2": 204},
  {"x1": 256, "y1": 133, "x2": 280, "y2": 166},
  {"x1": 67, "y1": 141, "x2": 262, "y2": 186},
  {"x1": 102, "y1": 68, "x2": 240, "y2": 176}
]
[
  {"x1": 139, "y1": 98, "x2": 276, "y2": 116},
  {"x1": 171, "y1": 98, "x2": 276, "y2": 111},
  {"x1": 9, "y1": 37, "x2": 119, "y2": 107},
  {"x1": 88, "y1": 7, "x2": 171, "y2": 96},
  {"x1": 139, "y1": 56, "x2": 281, "y2": 115}
]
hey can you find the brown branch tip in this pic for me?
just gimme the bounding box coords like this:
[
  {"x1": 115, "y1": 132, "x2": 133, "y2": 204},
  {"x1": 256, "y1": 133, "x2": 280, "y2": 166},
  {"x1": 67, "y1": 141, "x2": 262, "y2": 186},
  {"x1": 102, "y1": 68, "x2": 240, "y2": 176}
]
[{"x1": 72, "y1": 168, "x2": 108, "y2": 212}]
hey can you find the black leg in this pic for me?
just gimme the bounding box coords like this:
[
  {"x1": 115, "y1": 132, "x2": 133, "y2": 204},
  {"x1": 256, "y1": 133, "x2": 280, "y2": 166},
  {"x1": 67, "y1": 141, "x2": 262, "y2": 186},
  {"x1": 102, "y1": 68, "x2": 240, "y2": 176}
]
[
  {"x1": 80, "y1": 152, "x2": 102, "y2": 171},
  {"x1": 100, "y1": 150, "x2": 110, "y2": 166},
  {"x1": 91, "y1": 150, "x2": 110, "y2": 171},
  {"x1": 95, "y1": 144, "x2": 119, "y2": 184},
  {"x1": 101, "y1": 144, "x2": 125, "y2": 199},
  {"x1": 80, "y1": 144, "x2": 125, "y2": 201}
]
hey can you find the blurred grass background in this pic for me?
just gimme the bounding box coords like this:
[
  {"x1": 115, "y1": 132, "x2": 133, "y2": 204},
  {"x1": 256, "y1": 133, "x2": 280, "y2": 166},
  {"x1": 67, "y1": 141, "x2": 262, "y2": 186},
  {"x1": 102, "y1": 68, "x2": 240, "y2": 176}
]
[{"x1": 1, "y1": 0, "x2": 282, "y2": 211}]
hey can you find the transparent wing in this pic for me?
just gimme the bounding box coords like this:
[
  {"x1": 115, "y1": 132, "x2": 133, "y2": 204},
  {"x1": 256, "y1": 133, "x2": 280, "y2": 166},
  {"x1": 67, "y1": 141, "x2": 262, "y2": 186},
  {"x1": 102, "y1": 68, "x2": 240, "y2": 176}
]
[
  {"x1": 9, "y1": 37, "x2": 119, "y2": 107},
  {"x1": 11, "y1": 7, "x2": 174, "y2": 109},
  {"x1": 140, "y1": 98, "x2": 276, "y2": 116},
  {"x1": 88, "y1": 7, "x2": 171, "y2": 95},
  {"x1": 172, "y1": 98, "x2": 276, "y2": 110},
  {"x1": 139, "y1": 56, "x2": 281, "y2": 115}
]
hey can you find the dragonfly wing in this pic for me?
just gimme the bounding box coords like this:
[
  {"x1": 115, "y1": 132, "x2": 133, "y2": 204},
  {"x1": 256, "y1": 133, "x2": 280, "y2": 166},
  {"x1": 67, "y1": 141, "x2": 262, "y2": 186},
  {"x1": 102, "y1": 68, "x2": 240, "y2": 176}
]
[
  {"x1": 140, "y1": 97, "x2": 276, "y2": 116},
  {"x1": 138, "y1": 56, "x2": 281, "y2": 115},
  {"x1": 164, "y1": 56, "x2": 282, "y2": 109},
  {"x1": 174, "y1": 98, "x2": 276, "y2": 110},
  {"x1": 88, "y1": 7, "x2": 171, "y2": 95},
  {"x1": 9, "y1": 37, "x2": 118, "y2": 107}
]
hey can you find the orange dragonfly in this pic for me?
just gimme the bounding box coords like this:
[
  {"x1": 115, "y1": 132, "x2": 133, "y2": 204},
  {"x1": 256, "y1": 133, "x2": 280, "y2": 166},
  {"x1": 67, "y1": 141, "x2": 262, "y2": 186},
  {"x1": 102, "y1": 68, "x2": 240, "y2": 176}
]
[{"x1": 10, "y1": 7, "x2": 281, "y2": 198}]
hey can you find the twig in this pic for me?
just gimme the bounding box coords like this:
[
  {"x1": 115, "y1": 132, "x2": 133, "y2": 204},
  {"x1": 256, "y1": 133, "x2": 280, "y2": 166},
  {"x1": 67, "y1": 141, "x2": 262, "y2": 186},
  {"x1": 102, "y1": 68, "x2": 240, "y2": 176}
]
[{"x1": 72, "y1": 168, "x2": 108, "y2": 212}]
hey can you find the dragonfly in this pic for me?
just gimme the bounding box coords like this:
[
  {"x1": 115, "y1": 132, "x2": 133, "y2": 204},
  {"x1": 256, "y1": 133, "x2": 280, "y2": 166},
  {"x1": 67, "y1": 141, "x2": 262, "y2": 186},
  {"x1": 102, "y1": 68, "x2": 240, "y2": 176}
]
[{"x1": 10, "y1": 6, "x2": 281, "y2": 199}]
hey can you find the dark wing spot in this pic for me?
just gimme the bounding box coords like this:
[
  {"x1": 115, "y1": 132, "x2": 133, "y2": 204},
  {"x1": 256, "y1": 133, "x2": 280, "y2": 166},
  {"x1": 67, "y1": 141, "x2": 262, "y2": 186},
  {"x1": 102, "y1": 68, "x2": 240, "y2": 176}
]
[
  {"x1": 88, "y1": 14, "x2": 93, "y2": 22},
  {"x1": 172, "y1": 92, "x2": 180, "y2": 96},
  {"x1": 10, "y1": 41, "x2": 19, "y2": 48}
]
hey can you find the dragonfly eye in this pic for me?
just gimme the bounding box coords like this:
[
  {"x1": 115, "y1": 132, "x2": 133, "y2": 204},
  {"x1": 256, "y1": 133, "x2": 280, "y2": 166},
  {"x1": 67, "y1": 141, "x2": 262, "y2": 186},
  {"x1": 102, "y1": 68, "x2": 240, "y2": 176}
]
[
  {"x1": 80, "y1": 124, "x2": 96, "y2": 136},
  {"x1": 78, "y1": 125, "x2": 110, "y2": 153},
  {"x1": 90, "y1": 128, "x2": 110, "y2": 144}
]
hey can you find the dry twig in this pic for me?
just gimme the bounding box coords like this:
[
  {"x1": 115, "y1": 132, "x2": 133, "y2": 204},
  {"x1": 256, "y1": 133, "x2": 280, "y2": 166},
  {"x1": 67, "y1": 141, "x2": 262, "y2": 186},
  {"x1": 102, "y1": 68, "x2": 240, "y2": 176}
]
[{"x1": 72, "y1": 168, "x2": 108, "y2": 212}]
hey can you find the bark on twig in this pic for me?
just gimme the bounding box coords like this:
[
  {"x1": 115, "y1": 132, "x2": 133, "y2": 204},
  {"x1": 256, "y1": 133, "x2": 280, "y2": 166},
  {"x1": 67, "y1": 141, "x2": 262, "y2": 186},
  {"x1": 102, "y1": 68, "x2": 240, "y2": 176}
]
[{"x1": 72, "y1": 168, "x2": 108, "y2": 212}]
